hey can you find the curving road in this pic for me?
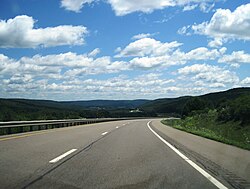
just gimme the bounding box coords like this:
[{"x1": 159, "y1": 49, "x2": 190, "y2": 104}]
[{"x1": 0, "y1": 119, "x2": 249, "y2": 189}]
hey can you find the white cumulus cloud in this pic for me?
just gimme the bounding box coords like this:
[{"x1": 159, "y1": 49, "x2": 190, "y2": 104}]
[
  {"x1": 115, "y1": 37, "x2": 228, "y2": 69},
  {"x1": 188, "y1": 3, "x2": 250, "y2": 45},
  {"x1": 130, "y1": 56, "x2": 169, "y2": 68},
  {"x1": 184, "y1": 47, "x2": 224, "y2": 60},
  {"x1": 0, "y1": 51, "x2": 130, "y2": 85},
  {"x1": 241, "y1": 77, "x2": 250, "y2": 85},
  {"x1": 0, "y1": 15, "x2": 88, "y2": 48},
  {"x1": 88, "y1": 48, "x2": 101, "y2": 57},
  {"x1": 61, "y1": 0, "x2": 94, "y2": 12},
  {"x1": 218, "y1": 51, "x2": 250, "y2": 64},
  {"x1": 107, "y1": 0, "x2": 173, "y2": 16},
  {"x1": 131, "y1": 33, "x2": 158, "y2": 40},
  {"x1": 107, "y1": 0, "x2": 218, "y2": 15},
  {"x1": 61, "y1": 0, "x2": 219, "y2": 15},
  {"x1": 116, "y1": 38, "x2": 182, "y2": 57},
  {"x1": 178, "y1": 64, "x2": 239, "y2": 84},
  {"x1": 183, "y1": 4, "x2": 198, "y2": 12}
]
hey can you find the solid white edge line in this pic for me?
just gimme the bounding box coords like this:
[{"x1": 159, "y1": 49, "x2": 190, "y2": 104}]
[
  {"x1": 49, "y1": 149, "x2": 77, "y2": 163},
  {"x1": 101, "y1": 131, "x2": 108, "y2": 135},
  {"x1": 147, "y1": 121, "x2": 228, "y2": 189}
]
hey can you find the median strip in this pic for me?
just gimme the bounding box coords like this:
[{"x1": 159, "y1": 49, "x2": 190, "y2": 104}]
[
  {"x1": 49, "y1": 149, "x2": 77, "y2": 163},
  {"x1": 147, "y1": 121, "x2": 228, "y2": 189}
]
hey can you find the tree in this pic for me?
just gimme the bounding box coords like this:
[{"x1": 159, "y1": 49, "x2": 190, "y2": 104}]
[
  {"x1": 217, "y1": 95, "x2": 250, "y2": 125},
  {"x1": 182, "y1": 97, "x2": 208, "y2": 116}
]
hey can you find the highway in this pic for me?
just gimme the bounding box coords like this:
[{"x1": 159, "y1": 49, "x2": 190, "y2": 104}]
[{"x1": 0, "y1": 119, "x2": 249, "y2": 189}]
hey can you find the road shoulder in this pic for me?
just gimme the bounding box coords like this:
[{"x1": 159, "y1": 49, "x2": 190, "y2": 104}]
[{"x1": 151, "y1": 119, "x2": 250, "y2": 189}]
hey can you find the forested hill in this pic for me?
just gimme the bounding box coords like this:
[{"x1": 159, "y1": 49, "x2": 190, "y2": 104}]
[
  {"x1": 200, "y1": 87, "x2": 250, "y2": 103},
  {"x1": 140, "y1": 87, "x2": 250, "y2": 116},
  {"x1": 0, "y1": 99, "x2": 151, "y2": 121}
]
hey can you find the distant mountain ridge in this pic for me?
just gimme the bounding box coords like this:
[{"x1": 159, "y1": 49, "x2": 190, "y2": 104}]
[
  {"x1": 62, "y1": 99, "x2": 150, "y2": 109},
  {"x1": 0, "y1": 87, "x2": 249, "y2": 121}
]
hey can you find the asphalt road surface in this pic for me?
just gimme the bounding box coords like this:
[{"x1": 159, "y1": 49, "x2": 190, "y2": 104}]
[{"x1": 0, "y1": 119, "x2": 249, "y2": 189}]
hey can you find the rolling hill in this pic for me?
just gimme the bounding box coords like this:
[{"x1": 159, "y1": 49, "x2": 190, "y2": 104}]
[
  {"x1": 0, "y1": 87, "x2": 249, "y2": 121},
  {"x1": 0, "y1": 98, "x2": 151, "y2": 121},
  {"x1": 140, "y1": 87, "x2": 250, "y2": 116}
]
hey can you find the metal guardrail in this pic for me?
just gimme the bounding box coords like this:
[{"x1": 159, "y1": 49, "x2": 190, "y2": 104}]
[{"x1": 0, "y1": 118, "x2": 130, "y2": 136}]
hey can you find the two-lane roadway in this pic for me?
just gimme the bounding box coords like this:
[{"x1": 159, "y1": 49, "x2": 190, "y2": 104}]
[{"x1": 0, "y1": 119, "x2": 249, "y2": 189}]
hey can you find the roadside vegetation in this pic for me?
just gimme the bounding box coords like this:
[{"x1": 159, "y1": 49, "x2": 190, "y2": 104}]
[{"x1": 161, "y1": 94, "x2": 250, "y2": 150}]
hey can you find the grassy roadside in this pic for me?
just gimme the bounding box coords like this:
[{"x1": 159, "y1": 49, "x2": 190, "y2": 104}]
[{"x1": 161, "y1": 110, "x2": 250, "y2": 150}]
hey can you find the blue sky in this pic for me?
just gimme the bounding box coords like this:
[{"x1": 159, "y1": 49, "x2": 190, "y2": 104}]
[{"x1": 0, "y1": 0, "x2": 249, "y2": 100}]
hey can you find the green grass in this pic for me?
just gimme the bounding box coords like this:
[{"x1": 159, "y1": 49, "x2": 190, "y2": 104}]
[{"x1": 161, "y1": 110, "x2": 250, "y2": 150}]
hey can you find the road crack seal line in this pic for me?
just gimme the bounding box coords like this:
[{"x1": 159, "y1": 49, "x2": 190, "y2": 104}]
[{"x1": 150, "y1": 123, "x2": 250, "y2": 189}]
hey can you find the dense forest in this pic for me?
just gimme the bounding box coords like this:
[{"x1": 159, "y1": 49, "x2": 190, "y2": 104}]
[
  {"x1": 140, "y1": 87, "x2": 250, "y2": 117},
  {"x1": 181, "y1": 94, "x2": 250, "y2": 125}
]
